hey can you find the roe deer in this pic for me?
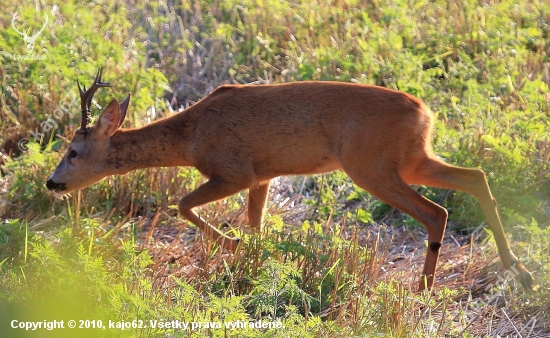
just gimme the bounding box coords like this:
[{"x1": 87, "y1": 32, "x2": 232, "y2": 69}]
[{"x1": 46, "y1": 69, "x2": 532, "y2": 290}]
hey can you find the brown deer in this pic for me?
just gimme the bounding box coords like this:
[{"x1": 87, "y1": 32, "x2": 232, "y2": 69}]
[{"x1": 46, "y1": 69, "x2": 532, "y2": 290}]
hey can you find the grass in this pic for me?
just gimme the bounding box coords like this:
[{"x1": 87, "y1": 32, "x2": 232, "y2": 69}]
[
  {"x1": 0, "y1": 147, "x2": 547, "y2": 337},
  {"x1": 1, "y1": 0, "x2": 550, "y2": 337}
]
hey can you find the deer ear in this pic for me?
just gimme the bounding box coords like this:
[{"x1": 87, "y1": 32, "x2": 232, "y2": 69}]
[
  {"x1": 118, "y1": 93, "x2": 131, "y2": 128},
  {"x1": 95, "y1": 99, "x2": 120, "y2": 137}
]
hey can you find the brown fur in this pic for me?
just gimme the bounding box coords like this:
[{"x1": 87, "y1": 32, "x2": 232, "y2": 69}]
[{"x1": 47, "y1": 81, "x2": 532, "y2": 290}]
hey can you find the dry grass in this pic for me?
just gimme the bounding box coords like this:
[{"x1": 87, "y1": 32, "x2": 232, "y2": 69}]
[
  {"x1": 121, "y1": 176, "x2": 550, "y2": 337},
  {"x1": 1, "y1": 150, "x2": 546, "y2": 336},
  {"x1": 2, "y1": 1, "x2": 549, "y2": 335}
]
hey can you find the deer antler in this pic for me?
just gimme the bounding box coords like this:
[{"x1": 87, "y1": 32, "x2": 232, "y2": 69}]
[
  {"x1": 77, "y1": 68, "x2": 111, "y2": 130},
  {"x1": 11, "y1": 12, "x2": 26, "y2": 37},
  {"x1": 31, "y1": 14, "x2": 49, "y2": 39},
  {"x1": 11, "y1": 13, "x2": 48, "y2": 45}
]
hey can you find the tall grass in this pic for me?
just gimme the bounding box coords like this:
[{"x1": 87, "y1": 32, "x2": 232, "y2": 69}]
[{"x1": 1, "y1": 0, "x2": 549, "y2": 337}]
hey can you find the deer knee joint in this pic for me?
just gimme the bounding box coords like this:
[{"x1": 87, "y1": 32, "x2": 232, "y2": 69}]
[
  {"x1": 178, "y1": 199, "x2": 186, "y2": 211},
  {"x1": 178, "y1": 198, "x2": 193, "y2": 216},
  {"x1": 429, "y1": 242, "x2": 442, "y2": 252}
]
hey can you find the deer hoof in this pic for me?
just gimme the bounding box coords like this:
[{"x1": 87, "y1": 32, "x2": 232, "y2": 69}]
[
  {"x1": 518, "y1": 271, "x2": 533, "y2": 291},
  {"x1": 220, "y1": 237, "x2": 240, "y2": 252}
]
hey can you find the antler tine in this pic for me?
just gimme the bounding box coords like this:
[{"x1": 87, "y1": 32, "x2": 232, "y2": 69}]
[
  {"x1": 78, "y1": 68, "x2": 111, "y2": 130},
  {"x1": 34, "y1": 14, "x2": 49, "y2": 37},
  {"x1": 11, "y1": 12, "x2": 24, "y2": 36}
]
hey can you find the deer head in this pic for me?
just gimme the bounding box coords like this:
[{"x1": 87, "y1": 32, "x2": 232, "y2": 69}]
[
  {"x1": 11, "y1": 12, "x2": 48, "y2": 52},
  {"x1": 46, "y1": 69, "x2": 130, "y2": 193}
]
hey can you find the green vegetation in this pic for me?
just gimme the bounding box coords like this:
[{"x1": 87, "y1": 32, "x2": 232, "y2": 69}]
[{"x1": 1, "y1": 0, "x2": 549, "y2": 337}]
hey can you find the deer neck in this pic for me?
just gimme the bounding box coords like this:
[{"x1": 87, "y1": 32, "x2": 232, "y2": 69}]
[{"x1": 106, "y1": 122, "x2": 189, "y2": 173}]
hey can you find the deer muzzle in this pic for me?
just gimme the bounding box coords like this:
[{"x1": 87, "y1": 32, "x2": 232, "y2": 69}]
[{"x1": 46, "y1": 178, "x2": 66, "y2": 192}]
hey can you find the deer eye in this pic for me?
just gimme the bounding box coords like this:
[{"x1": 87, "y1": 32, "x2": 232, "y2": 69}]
[{"x1": 69, "y1": 150, "x2": 78, "y2": 159}]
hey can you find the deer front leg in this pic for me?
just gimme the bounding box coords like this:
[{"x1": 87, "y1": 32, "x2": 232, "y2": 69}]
[
  {"x1": 178, "y1": 177, "x2": 251, "y2": 252},
  {"x1": 248, "y1": 180, "x2": 271, "y2": 230}
]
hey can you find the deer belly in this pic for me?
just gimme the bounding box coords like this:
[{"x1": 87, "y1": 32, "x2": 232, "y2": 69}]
[{"x1": 253, "y1": 152, "x2": 341, "y2": 178}]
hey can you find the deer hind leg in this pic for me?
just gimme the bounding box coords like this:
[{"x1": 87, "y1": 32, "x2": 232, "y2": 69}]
[
  {"x1": 403, "y1": 157, "x2": 533, "y2": 290},
  {"x1": 178, "y1": 177, "x2": 251, "y2": 252},
  {"x1": 345, "y1": 168, "x2": 449, "y2": 290},
  {"x1": 248, "y1": 180, "x2": 271, "y2": 230}
]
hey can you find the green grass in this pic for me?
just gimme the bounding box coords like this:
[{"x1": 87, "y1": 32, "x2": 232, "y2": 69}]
[
  {"x1": 1, "y1": 0, "x2": 550, "y2": 337},
  {"x1": 0, "y1": 212, "x2": 478, "y2": 338}
]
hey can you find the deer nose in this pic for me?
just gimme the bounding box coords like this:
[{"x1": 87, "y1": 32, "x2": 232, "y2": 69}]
[{"x1": 46, "y1": 178, "x2": 66, "y2": 191}]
